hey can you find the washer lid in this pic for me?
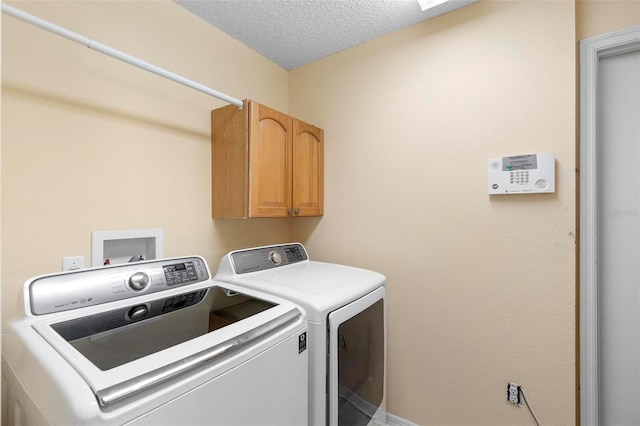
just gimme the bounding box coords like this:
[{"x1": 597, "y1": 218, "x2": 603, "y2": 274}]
[
  {"x1": 28, "y1": 280, "x2": 305, "y2": 407},
  {"x1": 216, "y1": 247, "x2": 386, "y2": 322}
]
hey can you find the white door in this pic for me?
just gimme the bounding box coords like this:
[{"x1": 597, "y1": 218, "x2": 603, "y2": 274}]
[
  {"x1": 580, "y1": 25, "x2": 640, "y2": 426},
  {"x1": 597, "y1": 48, "x2": 640, "y2": 425}
]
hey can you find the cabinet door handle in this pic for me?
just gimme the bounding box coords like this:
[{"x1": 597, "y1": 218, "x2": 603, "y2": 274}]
[
  {"x1": 288, "y1": 209, "x2": 293, "y2": 216},
  {"x1": 294, "y1": 208, "x2": 300, "y2": 215}
]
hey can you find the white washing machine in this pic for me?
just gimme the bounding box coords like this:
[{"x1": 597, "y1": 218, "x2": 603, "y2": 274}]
[
  {"x1": 214, "y1": 243, "x2": 386, "y2": 426},
  {"x1": 2, "y1": 256, "x2": 308, "y2": 426}
]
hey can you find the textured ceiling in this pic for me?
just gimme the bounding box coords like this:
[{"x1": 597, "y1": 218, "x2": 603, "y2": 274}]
[{"x1": 175, "y1": 0, "x2": 476, "y2": 70}]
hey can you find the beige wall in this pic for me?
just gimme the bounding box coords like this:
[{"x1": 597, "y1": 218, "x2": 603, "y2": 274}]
[
  {"x1": 577, "y1": 0, "x2": 640, "y2": 40},
  {"x1": 3, "y1": 0, "x2": 640, "y2": 425},
  {"x1": 290, "y1": 1, "x2": 577, "y2": 424},
  {"x1": 1, "y1": 1, "x2": 292, "y2": 320}
]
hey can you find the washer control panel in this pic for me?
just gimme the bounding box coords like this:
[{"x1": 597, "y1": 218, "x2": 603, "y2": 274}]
[
  {"x1": 163, "y1": 261, "x2": 202, "y2": 286},
  {"x1": 28, "y1": 256, "x2": 210, "y2": 315},
  {"x1": 230, "y1": 243, "x2": 308, "y2": 274}
]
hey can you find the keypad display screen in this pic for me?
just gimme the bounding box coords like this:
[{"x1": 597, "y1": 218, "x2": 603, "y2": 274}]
[
  {"x1": 163, "y1": 262, "x2": 198, "y2": 286},
  {"x1": 502, "y1": 154, "x2": 538, "y2": 171}
]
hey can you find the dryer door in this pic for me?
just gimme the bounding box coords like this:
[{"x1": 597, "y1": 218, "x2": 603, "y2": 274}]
[{"x1": 328, "y1": 286, "x2": 386, "y2": 426}]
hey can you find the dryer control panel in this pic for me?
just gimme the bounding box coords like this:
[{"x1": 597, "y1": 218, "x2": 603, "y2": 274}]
[{"x1": 230, "y1": 243, "x2": 308, "y2": 274}]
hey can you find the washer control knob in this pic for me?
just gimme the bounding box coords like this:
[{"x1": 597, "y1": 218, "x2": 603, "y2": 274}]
[
  {"x1": 127, "y1": 304, "x2": 149, "y2": 321},
  {"x1": 128, "y1": 272, "x2": 150, "y2": 291},
  {"x1": 268, "y1": 251, "x2": 282, "y2": 265}
]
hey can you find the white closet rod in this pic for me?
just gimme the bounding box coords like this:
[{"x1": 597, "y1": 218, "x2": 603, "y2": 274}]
[{"x1": 1, "y1": 3, "x2": 244, "y2": 109}]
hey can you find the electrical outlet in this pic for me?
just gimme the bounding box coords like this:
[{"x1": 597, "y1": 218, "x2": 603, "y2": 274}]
[
  {"x1": 63, "y1": 256, "x2": 85, "y2": 271},
  {"x1": 507, "y1": 382, "x2": 521, "y2": 407}
]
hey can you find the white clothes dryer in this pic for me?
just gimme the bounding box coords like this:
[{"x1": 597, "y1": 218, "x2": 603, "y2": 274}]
[
  {"x1": 2, "y1": 256, "x2": 308, "y2": 426},
  {"x1": 215, "y1": 243, "x2": 386, "y2": 426}
]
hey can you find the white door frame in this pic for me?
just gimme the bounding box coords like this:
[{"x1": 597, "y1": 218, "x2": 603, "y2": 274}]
[{"x1": 579, "y1": 24, "x2": 640, "y2": 426}]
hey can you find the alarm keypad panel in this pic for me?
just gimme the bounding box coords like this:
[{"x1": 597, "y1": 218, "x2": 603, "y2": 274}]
[{"x1": 488, "y1": 153, "x2": 555, "y2": 194}]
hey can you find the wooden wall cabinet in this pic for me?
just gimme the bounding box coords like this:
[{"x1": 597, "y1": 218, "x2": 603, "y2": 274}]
[{"x1": 212, "y1": 100, "x2": 324, "y2": 218}]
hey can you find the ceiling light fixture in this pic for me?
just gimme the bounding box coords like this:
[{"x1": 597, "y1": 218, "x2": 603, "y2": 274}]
[{"x1": 417, "y1": 0, "x2": 450, "y2": 11}]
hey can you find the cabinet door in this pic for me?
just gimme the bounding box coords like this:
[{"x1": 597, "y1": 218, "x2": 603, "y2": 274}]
[
  {"x1": 211, "y1": 103, "x2": 249, "y2": 218},
  {"x1": 248, "y1": 102, "x2": 293, "y2": 217},
  {"x1": 293, "y1": 120, "x2": 324, "y2": 217}
]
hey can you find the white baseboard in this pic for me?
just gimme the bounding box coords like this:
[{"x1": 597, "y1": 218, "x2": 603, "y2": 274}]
[
  {"x1": 337, "y1": 383, "x2": 417, "y2": 426},
  {"x1": 386, "y1": 412, "x2": 419, "y2": 426}
]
